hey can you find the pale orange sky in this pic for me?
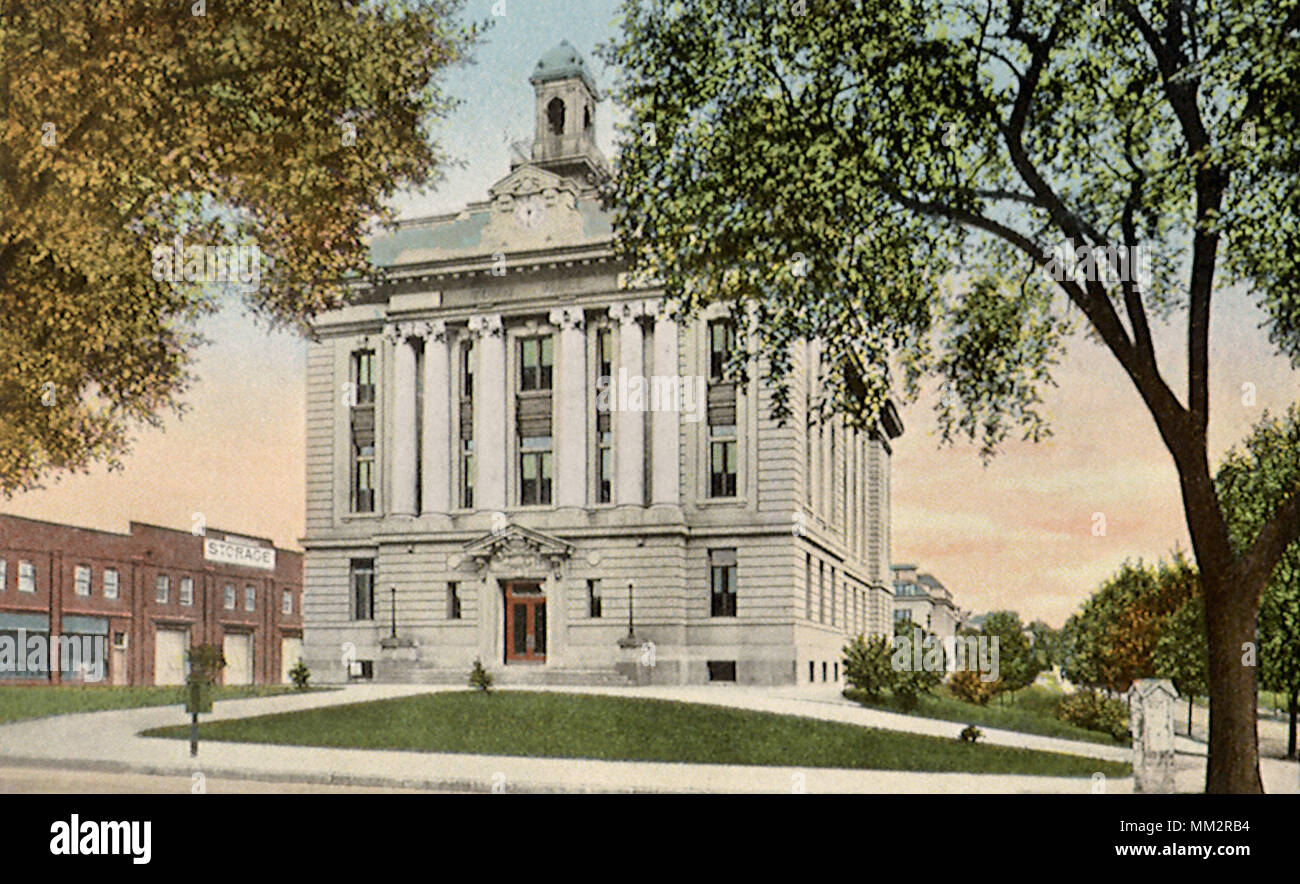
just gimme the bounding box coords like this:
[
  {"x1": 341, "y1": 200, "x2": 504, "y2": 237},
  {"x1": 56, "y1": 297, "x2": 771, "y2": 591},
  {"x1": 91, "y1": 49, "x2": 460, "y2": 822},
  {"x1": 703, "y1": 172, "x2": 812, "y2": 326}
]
[{"x1": 4, "y1": 15, "x2": 1296, "y2": 627}]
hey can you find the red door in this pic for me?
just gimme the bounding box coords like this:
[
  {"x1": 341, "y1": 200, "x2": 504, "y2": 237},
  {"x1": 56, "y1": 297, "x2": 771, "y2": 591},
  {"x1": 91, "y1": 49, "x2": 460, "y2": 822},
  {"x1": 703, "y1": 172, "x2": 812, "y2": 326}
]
[{"x1": 504, "y1": 583, "x2": 546, "y2": 663}]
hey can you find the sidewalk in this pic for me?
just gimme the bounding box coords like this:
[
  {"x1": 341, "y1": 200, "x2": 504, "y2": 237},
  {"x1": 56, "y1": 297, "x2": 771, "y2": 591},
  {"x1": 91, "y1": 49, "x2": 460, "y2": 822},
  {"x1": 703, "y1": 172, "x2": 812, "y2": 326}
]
[{"x1": 0, "y1": 684, "x2": 1294, "y2": 793}]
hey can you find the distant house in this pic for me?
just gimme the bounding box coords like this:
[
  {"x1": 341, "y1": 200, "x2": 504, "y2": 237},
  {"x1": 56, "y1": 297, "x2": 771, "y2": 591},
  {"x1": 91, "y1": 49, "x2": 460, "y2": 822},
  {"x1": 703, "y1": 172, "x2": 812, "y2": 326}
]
[{"x1": 890, "y1": 564, "x2": 962, "y2": 644}]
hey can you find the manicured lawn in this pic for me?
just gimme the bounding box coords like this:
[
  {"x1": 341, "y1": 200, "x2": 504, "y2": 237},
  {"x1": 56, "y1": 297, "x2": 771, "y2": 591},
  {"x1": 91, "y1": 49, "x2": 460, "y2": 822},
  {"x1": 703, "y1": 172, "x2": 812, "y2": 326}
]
[
  {"x1": 0, "y1": 685, "x2": 317, "y2": 724},
  {"x1": 144, "y1": 690, "x2": 1130, "y2": 777},
  {"x1": 844, "y1": 684, "x2": 1130, "y2": 747}
]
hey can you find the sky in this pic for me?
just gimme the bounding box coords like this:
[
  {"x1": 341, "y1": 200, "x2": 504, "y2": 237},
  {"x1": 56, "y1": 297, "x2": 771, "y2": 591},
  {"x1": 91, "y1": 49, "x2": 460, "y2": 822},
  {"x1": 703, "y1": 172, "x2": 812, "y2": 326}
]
[{"x1": 4, "y1": 0, "x2": 1296, "y2": 627}]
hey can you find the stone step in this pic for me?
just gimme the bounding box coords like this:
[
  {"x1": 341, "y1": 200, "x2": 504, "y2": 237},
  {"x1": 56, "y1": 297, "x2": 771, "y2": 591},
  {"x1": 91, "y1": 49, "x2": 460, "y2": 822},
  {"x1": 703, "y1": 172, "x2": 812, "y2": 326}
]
[{"x1": 403, "y1": 666, "x2": 633, "y2": 687}]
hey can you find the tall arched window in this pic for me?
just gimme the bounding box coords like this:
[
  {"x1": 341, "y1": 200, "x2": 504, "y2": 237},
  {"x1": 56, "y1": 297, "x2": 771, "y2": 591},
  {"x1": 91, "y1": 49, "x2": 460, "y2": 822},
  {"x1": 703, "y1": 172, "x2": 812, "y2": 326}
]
[{"x1": 547, "y1": 97, "x2": 565, "y2": 135}]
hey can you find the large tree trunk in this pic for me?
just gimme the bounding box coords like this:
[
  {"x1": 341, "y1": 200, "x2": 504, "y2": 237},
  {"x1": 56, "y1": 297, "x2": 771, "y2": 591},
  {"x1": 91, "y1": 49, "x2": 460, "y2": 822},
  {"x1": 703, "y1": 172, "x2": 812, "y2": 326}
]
[{"x1": 1202, "y1": 570, "x2": 1265, "y2": 793}]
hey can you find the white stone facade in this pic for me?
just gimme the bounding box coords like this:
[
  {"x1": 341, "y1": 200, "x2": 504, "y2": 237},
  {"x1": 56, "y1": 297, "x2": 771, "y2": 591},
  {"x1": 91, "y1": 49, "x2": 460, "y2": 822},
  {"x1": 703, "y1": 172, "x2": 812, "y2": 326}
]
[{"x1": 301, "y1": 42, "x2": 902, "y2": 686}]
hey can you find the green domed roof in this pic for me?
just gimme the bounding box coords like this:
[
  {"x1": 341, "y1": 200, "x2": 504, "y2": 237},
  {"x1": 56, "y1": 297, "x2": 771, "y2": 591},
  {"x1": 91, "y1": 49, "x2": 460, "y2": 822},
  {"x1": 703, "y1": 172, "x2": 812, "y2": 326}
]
[{"x1": 529, "y1": 39, "x2": 598, "y2": 93}]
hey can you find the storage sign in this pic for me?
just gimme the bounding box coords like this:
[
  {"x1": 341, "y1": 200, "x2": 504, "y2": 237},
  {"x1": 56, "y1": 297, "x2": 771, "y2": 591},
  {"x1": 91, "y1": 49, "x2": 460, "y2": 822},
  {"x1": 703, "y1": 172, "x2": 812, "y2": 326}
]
[{"x1": 203, "y1": 537, "x2": 275, "y2": 570}]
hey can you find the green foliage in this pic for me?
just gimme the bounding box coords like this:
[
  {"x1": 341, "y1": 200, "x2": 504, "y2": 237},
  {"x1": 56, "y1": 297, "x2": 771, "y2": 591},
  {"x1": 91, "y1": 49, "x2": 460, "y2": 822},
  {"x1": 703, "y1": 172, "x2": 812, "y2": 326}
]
[
  {"x1": 185, "y1": 644, "x2": 225, "y2": 686},
  {"x1": 949, "y1": 668, "x2": 999, "y2": 706},
  {"x1": 1215, "y1": 405, "x2": 1300, "y2": 754},
  {"x1": 977, "y1": 611, "x2": 1042, "y2": 695},
  {"x1": 1152, "y1": 594, "x2": 1209, "y2": 701},
  {"x1": 1061, "y1": 554, "x2": 1199, "y2": 694},
  {"x1": 0, "y1": 1, "x2": 481, "y2": 493},
  {"x1": 842, "y1": 633, "x2": 894, "y2": 702},
  {"x1": 288, "y1": 659, "x2": 311, "y2": 691},
  {"x1": 890, "y1": 620, "x2": 945, "y2": 711},
  {"x1": 1055, "y1": 690, "x2": 1132, "y2": 744},
  {"x1": 469, "y1": 658, "x2": 493, "y2": 693},
  {"x1": 959, "y1": 724, "x2": 983, "y2": 743}
]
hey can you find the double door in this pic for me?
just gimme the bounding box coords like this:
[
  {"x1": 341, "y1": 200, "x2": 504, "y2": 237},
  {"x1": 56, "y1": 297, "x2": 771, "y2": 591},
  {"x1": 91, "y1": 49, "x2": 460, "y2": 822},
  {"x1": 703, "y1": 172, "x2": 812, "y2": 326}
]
[{"x1": 504, "y1": 582, "x2": 546, "y2": 663}]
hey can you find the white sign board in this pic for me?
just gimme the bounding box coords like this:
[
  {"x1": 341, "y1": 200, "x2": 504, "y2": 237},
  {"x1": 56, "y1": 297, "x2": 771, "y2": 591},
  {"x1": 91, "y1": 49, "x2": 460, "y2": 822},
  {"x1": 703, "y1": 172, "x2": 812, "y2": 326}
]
[{"x1": 204, "y1": 537, "x2": 275, "y2": 570}]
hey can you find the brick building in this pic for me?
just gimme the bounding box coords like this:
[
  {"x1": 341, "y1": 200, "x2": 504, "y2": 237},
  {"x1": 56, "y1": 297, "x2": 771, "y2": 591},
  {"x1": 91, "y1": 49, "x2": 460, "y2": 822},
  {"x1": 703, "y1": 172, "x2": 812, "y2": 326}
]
[{"x1": 0, "y1": 513, "x2": 303, "y2": 686}]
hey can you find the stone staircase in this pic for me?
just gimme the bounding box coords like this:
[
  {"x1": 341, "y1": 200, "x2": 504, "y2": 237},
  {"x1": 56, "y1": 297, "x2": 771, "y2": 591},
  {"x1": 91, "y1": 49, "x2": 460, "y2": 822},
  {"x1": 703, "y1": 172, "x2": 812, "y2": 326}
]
[{"x1": 377, "y1": 661, "x2": 634, "y2": 687}]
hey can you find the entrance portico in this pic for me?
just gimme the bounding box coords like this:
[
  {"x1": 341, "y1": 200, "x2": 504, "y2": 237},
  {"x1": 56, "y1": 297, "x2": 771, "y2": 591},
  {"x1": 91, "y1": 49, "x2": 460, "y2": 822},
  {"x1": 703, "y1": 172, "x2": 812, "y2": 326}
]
[{"x1": 459, "y1": 525, "x2": 571, "y2": 668}]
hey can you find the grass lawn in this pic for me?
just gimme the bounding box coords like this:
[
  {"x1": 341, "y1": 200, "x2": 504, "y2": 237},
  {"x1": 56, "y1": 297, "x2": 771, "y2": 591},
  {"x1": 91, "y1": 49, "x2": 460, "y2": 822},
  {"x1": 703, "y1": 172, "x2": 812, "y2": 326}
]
[
  {"x1": 143, "y1": 690, "x2": 1130, "y2": 777},
  {"x1": 0, "y1": 685, "x2": 317, "y2": 725},
  {"x1": 844, "y1": 684, "x2": 1129, "y2": 747}
]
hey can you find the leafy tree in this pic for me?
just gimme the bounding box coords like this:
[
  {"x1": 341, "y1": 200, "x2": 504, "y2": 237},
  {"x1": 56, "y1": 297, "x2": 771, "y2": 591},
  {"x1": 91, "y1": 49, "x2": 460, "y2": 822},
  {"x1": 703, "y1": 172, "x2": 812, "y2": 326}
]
[
  {"x1": 1216, "y1": 406, "x2": 1300, "y2": 759},
  {"x1": 0, "y1": 1, "x2": 479, "y2": 494},
  {"x1": 1152, "y1": 593, "x2": 1209, "y2": 734},
  {"x1": 842, "y1": 633, "x2": 894, "y2": 702},
  {"x1": 890, "y1": 619, "x2": 945, "y2": 711},
  {"x1": 1061, "y1": 554, "x2": 1197, "y2": 694},
  {"x1": 185, "y1": 644, "x2": 225, "y2": 686},
  {"x1": 603, "y1": 0, "x2": 1300, "y2": 792},
  {"x1": 1027, "y1": 620, "x2": 1062, "y2": 674},
  {"x1": 978, "y1": 610, "x2": 1041, "y2": 697}
]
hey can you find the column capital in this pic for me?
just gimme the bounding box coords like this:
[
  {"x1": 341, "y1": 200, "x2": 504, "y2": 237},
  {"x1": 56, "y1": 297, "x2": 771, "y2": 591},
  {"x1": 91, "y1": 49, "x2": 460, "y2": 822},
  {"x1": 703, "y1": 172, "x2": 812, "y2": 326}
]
[
  {"x1": 607, "y1": 301, "x2": 644, "y2": 325},
  {"x1": 384, "y1": 320, "x2": 432, "y2": 344},
  {"x1": 548, "y1": 306, "x2": 586, "y2": 331},
  {"x1": 643, "y1": 298, "x2": 674, "y2": 318},
  {"x1": 468, "y1": 313, "x2": 504, "y2": 339},
  {"x1": 419, "y1": 319, "x2": 448, "y2": 342}
]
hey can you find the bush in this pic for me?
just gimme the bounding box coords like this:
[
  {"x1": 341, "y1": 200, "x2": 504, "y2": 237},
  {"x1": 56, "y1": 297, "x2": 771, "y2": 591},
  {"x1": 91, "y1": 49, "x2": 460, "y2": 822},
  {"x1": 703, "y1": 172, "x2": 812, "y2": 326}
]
[
  {"x1": 842, "y1": 634, "x2": 894, "y2": 702},
  {"x1": 185, "y1": 644, "x2": 225, "y2": 685},
  {"x1": 288, "y1": 660, "x2": 311, "y2": 690},
  {"x1": 959, "y1": 724, "x2": 983, "y2": 743},
  {"x1": 1055, "y1": 690, "x2": 1131, "y2": 743},
  {"x1": 949, "y1": 669, "x2": 1000, "y2": 705},
  {"x1": 469, "y1": 658, "x2": 494, "y2": 692}
]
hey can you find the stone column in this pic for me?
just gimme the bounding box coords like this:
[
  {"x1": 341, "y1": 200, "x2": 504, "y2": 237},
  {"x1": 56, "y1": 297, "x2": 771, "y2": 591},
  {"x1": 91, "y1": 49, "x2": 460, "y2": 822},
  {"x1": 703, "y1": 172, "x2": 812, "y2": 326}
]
[
  {"x1": 1130, "y1": 678, "x2": 1177, "y2": 793},
  {"x1": 421, "y1": 320, "x2": 450, "y2": 515},
  {"x1": 469, "y1": 313, "x2": 506, "y2": 512},
  {"x1": 385, "y1": 322, "x2": 418, "y2": 516},
  {"x1": 647, "y1": 299, "x2": 680, "y2": 506},
  {"x1": 549, "y1": 307, "x2": 587, "y2": 509},
  {"x1": 609, "y1": 301, "x2": 644, "y2": 506}
]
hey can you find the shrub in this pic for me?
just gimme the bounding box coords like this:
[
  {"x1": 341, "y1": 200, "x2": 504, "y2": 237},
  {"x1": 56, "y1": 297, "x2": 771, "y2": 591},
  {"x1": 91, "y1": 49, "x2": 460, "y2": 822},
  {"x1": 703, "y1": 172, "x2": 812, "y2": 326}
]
[
  {"x1": 1055, "y1": 690, "x2": 1131, "y2": 743},
  {"x1": 959, "y1": 724, "x2": 983, "y2": 743},
  {"x1": 842, "y1": 634, "x2": 894, "y2": 702},
  {"x1": 949, "y1": 668, "x2": 999, "y2": 705},
  {"x1": 469, "y1": 658, "x2": 494, "y2": 692},
  {"x1": 288, "y1": 659, "x2": 311, "y2": 690},
  {"x1": 185, "y1": 644, "x2": 225, "y2": 685}
]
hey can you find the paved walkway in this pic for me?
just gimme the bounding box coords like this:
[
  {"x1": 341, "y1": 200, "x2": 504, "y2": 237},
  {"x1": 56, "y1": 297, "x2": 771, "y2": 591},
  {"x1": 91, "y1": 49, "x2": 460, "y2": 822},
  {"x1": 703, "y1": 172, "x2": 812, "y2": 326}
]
[{"x1": 0, "y1": 684, "x2": 1294, "y2": 793}]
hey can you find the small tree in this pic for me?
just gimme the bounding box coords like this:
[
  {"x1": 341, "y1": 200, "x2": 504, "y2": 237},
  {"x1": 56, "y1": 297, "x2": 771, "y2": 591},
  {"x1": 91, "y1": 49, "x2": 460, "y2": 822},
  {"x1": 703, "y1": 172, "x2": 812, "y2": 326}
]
[
  {"x1": 469, "y1": 658, "x2": 493, "y2": 693},
  {"x1": 1153, "y1": 594, "x2": 1209, "y2": 735},
  {"x1": 842, "y1": 634, "x2": 894, "y2": 702},
  {"x1": 288, "y1": 660, "x2": 312, "y2": 691},
  {"x1": 890, "y1": 620, "x2": 944, "y2": 711},
  {"x1": 978, "y1": 611, "x2": 1041, "y2": 699}
]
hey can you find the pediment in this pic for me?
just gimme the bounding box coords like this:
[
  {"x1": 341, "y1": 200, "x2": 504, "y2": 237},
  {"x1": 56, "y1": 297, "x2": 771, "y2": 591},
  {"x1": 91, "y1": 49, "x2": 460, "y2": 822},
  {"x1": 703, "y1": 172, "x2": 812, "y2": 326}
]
[
  {"x1": 488, "y1": 164, "x2": 576, "y2": 201},
  {"x1": 460, "y1": 524, "x2": 572, "y2": 573}
]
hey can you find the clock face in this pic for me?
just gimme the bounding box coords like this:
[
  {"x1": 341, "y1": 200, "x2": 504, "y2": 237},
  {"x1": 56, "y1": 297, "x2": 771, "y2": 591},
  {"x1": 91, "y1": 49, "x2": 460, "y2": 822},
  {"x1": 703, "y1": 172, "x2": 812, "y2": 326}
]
[{"x1": 514, "y1": 196, "x2": 545, "y2": 229}]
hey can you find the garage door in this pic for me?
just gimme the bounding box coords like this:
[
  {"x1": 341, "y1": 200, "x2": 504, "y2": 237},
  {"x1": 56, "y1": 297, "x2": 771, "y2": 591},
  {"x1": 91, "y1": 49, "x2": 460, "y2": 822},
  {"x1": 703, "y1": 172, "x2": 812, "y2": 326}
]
[
  {"x1": 280, "y1": 637, "x2": 303, "y2": 684},
  {"x1": 223, "y1": 633, "x2": 253, "y2": 686},
  {"x1": 154, "y1": 628, "x2": 189, "y2": 686}
]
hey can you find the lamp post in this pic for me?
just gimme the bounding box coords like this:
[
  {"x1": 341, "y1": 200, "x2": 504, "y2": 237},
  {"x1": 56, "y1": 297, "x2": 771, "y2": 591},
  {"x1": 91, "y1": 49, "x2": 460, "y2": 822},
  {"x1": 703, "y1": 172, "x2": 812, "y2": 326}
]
[
  {"x1": 390, "y1": 585, "x2": 397, "y2": 639},
  {"x1": 618, "y1": 581, "x2": 638, "y2": 650}
]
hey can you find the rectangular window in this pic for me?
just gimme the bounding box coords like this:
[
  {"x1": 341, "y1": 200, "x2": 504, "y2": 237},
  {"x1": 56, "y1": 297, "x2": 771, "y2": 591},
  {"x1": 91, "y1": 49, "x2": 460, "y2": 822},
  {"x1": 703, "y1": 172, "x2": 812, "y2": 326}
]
[
  {"x1": 103, "y1": 568, "x2": 119, "y2": 600},
  {"x1": 707, "y1": 660, "x2": 737, "y2": 682},
  {"x1": 708, "y1": 320, "x2": 735, "y2": 380},
  {"x1": 519, "y1": 437, "x2": 553, "y2": 506},
  {"x1": 519, "y1": 335, "x2": 554, "y2": 391},
  {"x1": 224, "y1": 584, "x2": 236, "y2": 610},
  {"x1": 461, "y1": 439, "x2": 475, "y2": 509},
  {"x1": 818, "y1": 560, "x2": 825, "y2": 624},
  {"x1": 447, "y1": 581, "x2": 461, "y2": 620},
  {"x1": 0, "y1": 558, "x2": 5, "y2": 591},
  {"x1": 351, "y1": 348, "x2": 376, "y2": 513},
  {"x1": 282, "y1": 590, "x2": 293, "y2": 615},
  {"x1": 74, "y1": 565, "x2": 92, "y2": 597},
  {"x1": 351, "y1": 559, "x2": 375, "y2": 621},
  {"x1": 155, "y1": 575, "x2": 169, "y2": 604},
  {"x1": 595, "y1": 327, "x2": 614, "y2": 503},
  {"x1": 245, "y1": 586, "x2": 256, "y2": 612},
  {"x1": 18, "y1": 561, "x2": 35, "y2": 593},
  {"x1": 353, "y1": 348, "x2": 375, "y2": 405},
  {"x1": 709, "y1": 428, "x2": 737, "y2": 498},
  {"x1": 709, "y1": 549, "x2": 737, "y2": 617},
  {"x1": 180, "y1": 577, "x2": 194, "y2": 607},
  {"x1": 587, "y1": 579, "x2": 602, "y2": 618},
  {"x1": 804, "y1": 553, "x2": 812, "y2": 621}
]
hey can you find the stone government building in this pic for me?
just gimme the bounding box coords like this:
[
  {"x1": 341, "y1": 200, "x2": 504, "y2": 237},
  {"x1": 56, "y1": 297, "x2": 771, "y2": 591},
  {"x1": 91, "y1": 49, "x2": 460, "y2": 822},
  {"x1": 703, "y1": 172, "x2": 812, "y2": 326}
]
[{"x1": 301, "y1": 41, "x2": 903, "y2": 686}]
